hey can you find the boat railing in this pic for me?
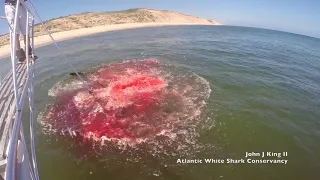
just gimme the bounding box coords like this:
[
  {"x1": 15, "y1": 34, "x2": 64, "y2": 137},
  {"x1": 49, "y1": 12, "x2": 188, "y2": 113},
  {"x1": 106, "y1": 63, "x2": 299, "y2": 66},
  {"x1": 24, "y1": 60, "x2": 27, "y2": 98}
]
[
  {"x1": 2, "y1": 0, "x2": 40, "y2": 179},
  {"x1": 1, "y1": 0, "x2": 91, "y2": 178}
]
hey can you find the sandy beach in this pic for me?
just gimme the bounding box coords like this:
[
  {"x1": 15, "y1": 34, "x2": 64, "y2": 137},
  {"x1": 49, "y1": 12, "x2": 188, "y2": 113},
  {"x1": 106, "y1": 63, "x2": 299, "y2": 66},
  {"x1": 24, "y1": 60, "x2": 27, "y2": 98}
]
[{"x1": 0, "y1": 22, "x2": 217, "y2": 59}]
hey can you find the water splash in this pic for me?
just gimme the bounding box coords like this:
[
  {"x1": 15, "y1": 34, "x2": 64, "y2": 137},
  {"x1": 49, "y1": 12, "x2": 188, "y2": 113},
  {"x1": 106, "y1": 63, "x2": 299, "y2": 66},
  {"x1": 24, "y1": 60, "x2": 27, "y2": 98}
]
[{"x1": 40, "y1": 59, "x2": 211, "y2": 155}]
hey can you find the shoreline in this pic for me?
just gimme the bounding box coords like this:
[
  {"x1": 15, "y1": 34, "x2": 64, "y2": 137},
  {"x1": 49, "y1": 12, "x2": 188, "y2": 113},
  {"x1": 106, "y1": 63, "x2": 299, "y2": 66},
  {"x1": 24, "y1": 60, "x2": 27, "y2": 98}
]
[{"x1": 0, "y1": 22, "x2": 218, "y2": 59}]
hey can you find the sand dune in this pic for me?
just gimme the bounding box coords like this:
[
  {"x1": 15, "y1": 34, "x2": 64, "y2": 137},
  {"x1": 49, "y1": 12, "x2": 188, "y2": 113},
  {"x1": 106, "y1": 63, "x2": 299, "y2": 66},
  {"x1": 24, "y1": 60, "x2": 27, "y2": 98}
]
[{"x1": 0, "y1": 8, "x2": 221, "y2": 59}]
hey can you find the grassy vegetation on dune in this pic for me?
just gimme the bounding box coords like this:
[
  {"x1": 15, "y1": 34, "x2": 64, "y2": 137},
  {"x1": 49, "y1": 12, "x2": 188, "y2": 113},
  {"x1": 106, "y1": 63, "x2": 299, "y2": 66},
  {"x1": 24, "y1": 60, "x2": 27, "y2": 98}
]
[{"x1": 0, "y1": 8, "x2": 220, "y2": 47}]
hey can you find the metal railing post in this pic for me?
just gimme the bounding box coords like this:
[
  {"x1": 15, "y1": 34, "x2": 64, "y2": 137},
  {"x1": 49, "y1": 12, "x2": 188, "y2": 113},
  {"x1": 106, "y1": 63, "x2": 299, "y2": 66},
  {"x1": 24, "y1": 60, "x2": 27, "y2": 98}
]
[
  {"x1": 27, "y1": 13, "x2": 40, "y2": 180},
  {"x1": 25, "y1": 10, "x2": 37, "y2": 180},
  {"x1": 31, "y1": 17, "x2": 35, "y2": 57},
  {"x1": 26, "y1": 12, "x2": 30, "y2": 79},
  {"x1": 6, "y1": 0, "x2": 22, "y2": 179},
  {"x1": 3, "y1": 1, "x2": 40, "y2": 180}
]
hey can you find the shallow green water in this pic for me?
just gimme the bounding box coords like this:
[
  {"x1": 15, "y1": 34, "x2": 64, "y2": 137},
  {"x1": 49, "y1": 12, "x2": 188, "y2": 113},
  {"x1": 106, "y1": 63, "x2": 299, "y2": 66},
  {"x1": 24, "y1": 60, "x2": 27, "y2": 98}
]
[{"x1": 1, "y1": 25, "x2": 320, "y2": 180}]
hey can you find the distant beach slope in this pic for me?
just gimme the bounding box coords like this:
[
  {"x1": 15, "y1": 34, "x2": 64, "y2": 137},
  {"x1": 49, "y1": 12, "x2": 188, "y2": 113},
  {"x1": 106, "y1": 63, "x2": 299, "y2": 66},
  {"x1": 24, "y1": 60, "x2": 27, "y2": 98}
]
[{"x1": 0, "y1": 8, "x2": 221, "y2": 47}]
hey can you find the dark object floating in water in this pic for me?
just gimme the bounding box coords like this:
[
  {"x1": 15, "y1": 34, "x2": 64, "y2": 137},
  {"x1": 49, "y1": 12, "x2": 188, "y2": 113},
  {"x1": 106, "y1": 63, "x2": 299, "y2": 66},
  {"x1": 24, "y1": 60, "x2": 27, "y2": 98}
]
[{"x1": 69, "y1": 72, "x2": 84, "y2": 76}]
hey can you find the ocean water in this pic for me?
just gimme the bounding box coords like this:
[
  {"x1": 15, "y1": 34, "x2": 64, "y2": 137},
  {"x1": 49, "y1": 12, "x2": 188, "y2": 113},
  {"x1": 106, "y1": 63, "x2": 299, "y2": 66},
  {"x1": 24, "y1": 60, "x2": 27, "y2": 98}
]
[{"x1": 1, "y1": 25, "x2": 320, "y2": 180}]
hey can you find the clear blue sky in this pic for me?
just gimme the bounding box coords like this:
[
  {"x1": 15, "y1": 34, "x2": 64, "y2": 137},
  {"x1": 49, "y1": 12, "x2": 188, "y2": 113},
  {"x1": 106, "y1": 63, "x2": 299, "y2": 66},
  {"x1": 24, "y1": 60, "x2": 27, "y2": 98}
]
[{"x1": 0, "y1": 0, "x2": 320, "y2": 38}]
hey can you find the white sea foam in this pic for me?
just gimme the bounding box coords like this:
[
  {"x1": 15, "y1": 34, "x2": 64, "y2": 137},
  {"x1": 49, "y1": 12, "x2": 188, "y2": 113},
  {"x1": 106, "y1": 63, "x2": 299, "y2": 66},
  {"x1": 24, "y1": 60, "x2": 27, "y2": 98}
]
[{"x1": 40, "y1": 59, "x2": 212, "y2": 157}]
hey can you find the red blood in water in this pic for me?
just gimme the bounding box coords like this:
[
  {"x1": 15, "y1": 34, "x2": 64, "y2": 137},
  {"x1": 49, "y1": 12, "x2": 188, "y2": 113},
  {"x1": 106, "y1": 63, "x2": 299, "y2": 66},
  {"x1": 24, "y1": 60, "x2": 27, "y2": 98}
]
[{"x1": 46, "y1": 60, "x2": 169, "y2": 143}]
